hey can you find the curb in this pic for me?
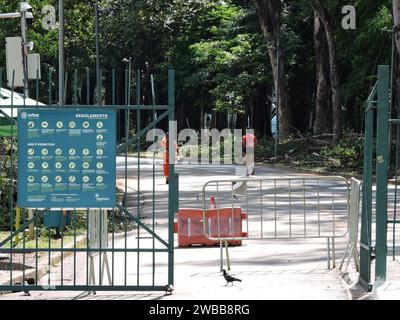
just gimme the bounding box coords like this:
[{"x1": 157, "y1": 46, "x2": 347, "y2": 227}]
[
  {"x1": 0, "y1": 235, "x2": 87, "y2": 295},
  {"x1": 0, "y1": 223, "x2": 146, "y2": 295},
  {"x1": 258, "y1": 162, "x2": 400, "y2": 185},
  {"x1": 257, "y1": 162, "x2": 361, "y2": 180}
]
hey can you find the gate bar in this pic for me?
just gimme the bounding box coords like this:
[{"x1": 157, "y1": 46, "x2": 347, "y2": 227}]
[
  {"x1": 167, "y1": 68, "x2": 177, "y2": 287},
  {"x1": 359, "y1": 80, "x2": 378, "y2": 289},
  {"x1": 375, "y1": 65, "x2": 390, "y2": 280}
]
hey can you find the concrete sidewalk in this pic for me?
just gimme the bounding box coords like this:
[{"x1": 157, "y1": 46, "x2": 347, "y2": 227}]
[
  {"x1": 0, "y1": 239, "x2": 350, "y2": 300},
  {"x1": 344, "y1": 256, "x2": 400, "y2": 300}
]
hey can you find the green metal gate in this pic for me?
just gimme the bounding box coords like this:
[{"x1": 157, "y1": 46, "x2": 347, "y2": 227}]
[
  {"x1": 0, "y1": 67, "x2": 178, "y2": 293},
  {"x1": 359, "y1": 65, "x2": 400, "y2": 290}
]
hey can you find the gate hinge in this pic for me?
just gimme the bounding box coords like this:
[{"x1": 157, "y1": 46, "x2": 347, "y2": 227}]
[
  {"x1": 370, "y1": 247, "x2": 376, "y2": 261},
  {"x1": 360, "y1": 243, "x2": 375, "y2": 257}
]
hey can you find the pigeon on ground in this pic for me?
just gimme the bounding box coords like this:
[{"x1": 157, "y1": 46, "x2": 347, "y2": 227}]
[
  {"x1": 222, "y1": 269, "x2": 242, "y2": 286},
  {"x1": 164, "y1": 284, "x2": 174, "y2": 294},
  {"x1": 12, "y1": 278, "x2": 35, "y2": 296}
]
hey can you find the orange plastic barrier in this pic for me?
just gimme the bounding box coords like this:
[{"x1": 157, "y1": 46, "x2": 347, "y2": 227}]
[
  {"x1": 174, "y1": 208, "x2": 247, "y2": 247},
  {"x1": 161, "y1": 134, "x2": 178, "y2": 184}
]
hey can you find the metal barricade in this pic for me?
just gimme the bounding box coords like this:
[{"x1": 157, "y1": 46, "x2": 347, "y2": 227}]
[
  {"x1": 201, "y1": 176, "x2": 352, "y2": 270},
  {"x1": 339, "y1": 178, "x2": 362, "y2": 273}
]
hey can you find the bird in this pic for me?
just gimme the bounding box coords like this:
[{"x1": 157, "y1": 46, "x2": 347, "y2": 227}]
[
  {"x1": 12, "y1": 277, "x2": 35, "y2": 296},
  {"x1": 222, "y1": 269, "x2": 242, "y2": 286},
  {"x1": 164, "y1": 284, "x2": 174, "y2": 294}
]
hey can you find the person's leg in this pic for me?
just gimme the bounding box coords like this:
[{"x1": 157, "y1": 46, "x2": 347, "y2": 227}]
[
  {"x1": 242, "y1": 146, "x2": 249, "y2": 176},
  {"x1": 163, "y1": 152, "x2": 169, "y2": 184},
  {"x1": 247, "y1": 148, "x2": 255, "y2": 175}
]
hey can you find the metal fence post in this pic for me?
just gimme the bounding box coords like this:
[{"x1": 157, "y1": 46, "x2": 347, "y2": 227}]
[
  {"x1": 375, "y1": 65, "x2": 390, "y2": 280},
  {"x1": 168, "y1": 68, "x2": 177, "y2": 286},
  {"x1": 359, "y1": 81, "x2": 377, "y2": 290}
]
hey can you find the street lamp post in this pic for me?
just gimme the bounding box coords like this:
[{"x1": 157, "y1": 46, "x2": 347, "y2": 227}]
[
  {"x1": 123, "y1": 58, "x2": 132, "y2": 105},
  {"x1": 59, "y1": 0, "x2": 64, "y2": 105},
  {"x1": 95, "y1": 3, "x2": 101, "y2": 105},
  {"x1": 20, "y1": 4, "x2": 29, "y2": 98}
]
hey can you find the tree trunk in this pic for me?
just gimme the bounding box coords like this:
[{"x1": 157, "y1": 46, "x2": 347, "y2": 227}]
[
  {"x1": 310, "y1": 0, "x2": 342, "y2": 144},
  {"x1": 254, "y1": 83, "x2": 272, "y2": 137},
  {"x1": 313, "y1": 12, "x2": 332, "y2": 134},
  {"x1": 253, "y1": 0, "x2": 292, "y2": 138}
]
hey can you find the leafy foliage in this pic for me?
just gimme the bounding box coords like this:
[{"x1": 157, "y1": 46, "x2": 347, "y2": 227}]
[
  {"x1": 0, "y1": 0, "x2": 398, "y2": 173},
  {"x1": 0, "y1": 138, "x2": 20, "y2": 231}
]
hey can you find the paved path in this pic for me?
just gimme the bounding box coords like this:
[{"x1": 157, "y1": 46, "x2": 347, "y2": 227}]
[{"x1": 0, "y1": 159, "x2": 352, "y2": 300}]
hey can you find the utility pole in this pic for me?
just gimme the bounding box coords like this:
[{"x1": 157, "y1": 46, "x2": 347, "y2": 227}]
[
  {"x1": 20, "y1": 5, "x2": 29, "y2": 98},
  {"x1": 95, "y1": 3, "x2": 100, "y2": 105},
  {"x1": 59, "y1": 0, "x2": 64, "y2": 105}
]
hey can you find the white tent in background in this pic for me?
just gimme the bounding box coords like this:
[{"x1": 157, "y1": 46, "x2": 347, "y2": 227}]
[{"x1": 0, "y1": 87, "x2": 45, "y2": 118}]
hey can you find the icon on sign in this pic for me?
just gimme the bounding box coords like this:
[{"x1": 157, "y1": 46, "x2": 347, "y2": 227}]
[
  {"x1": 96, "y1": 176, "x2": 103, "y2": 183},
  {"x1": 41, "y1": 121, "x2": 48, "y2": 128},
  {"x1": 96, "y1": 149, "x2": 103, "y2": 156},
  {"x1": 83, "y1": 121, "x2": 90, "y2": 129},
  {"x1": 55, "y1": 148, "x2": 62, "y2": 156},
  {"x1": 41, "y1": 149, "x2": 48, "y2": 156},
  {"x1": 96, "y1": 162, "x2": 103, "y2": 169},
  {"x1": 69, "y1": 176, "x2": 76, "y2": 183},
  {"x1": 28, "y1": 176, "x2": 35, "y2": 183},
  {"x1": 28, "y1": 121, "x2": 35, "y2": 129},
  {"x1": 28, "y1": 162, "x2": 35, "y2": 169},
  {"x1": 83, "y1": 162, "x2": 90, "y2": 169},
  {"x1": 97, "y1": 121, "x2": 104, "y2": 129},
  {"x1": 42, "y1": 162, "x2": 49, "y2": 169},
  {"x1": 96, "y1": 134, "x2": 103, "y2": 141},
  {"x1": 56, "y1": 121, "x2": 63, "y2": 129},
  {"x1": 69, "y1": 121, "x2": 76, "y2": 129},
  {"x1": 69, "y1": 162, "x2": 76, "y2": 170},
  {"x1": 55, "y1": 176, "x2": 62, "y2": 183},
  {"x1": 82, "y1": 176, "x2": 90, "y2": 183},
  {"x1": 41, "y1": 176, "x2": 48, "y2": 183},
  {"x1": 69, "y1": 149, "x2": 76, "y2": 156},
  {"x1": 83, "y1": 149, "x2": 90, "y2": 156},
  {"x1": 55, "y1": 162, "x2": 62, "y2": 169},
  {"x1": 28, "y1": 148, "x2": 35, "y2": 156}
]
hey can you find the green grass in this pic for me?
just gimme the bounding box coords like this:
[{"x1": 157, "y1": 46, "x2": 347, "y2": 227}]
[
  {"x1": 0, "y1": 125, "x2": 17, "y2": 137},
  {"x1": 0, "y1": 229, "x2": 87, "y2": 249}
]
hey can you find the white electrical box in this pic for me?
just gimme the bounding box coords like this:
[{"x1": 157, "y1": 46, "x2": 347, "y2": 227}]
[
  {"x1": 28, "y1": 53, "x2": 41, "y2": 80},
  {"x1": 5, "y1": 37, "x2": 24, "y2": 88}
]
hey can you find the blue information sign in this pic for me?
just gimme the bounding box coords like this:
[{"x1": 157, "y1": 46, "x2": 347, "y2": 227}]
[{"x1": 17, "y1": 109, "x2": 116, "y2": 209}]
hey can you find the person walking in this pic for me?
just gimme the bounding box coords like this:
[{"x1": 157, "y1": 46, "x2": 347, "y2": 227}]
[{"x1": 242, "y1": 130, "x2": 257, "y2": 176}]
